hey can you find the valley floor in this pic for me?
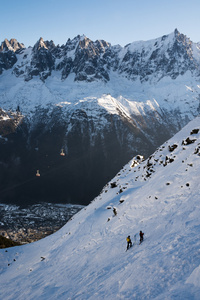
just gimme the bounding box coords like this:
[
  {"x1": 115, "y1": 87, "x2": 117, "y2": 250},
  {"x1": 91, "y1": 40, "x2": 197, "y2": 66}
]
[{"x1": 0, "y1": 203, "x2": 83, "y2": 244}]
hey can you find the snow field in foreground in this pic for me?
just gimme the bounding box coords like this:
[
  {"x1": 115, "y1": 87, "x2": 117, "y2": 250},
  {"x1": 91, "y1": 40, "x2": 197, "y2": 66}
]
[{"x1": 0, "y1": 117, "x2": 200, "y2": 299}]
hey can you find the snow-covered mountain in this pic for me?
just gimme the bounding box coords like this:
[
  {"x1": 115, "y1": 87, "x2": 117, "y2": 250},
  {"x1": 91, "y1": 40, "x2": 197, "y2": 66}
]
[
  {"x1": 0, "y1": 29, "x2": 199, "y2": 206},
  {"x1": 0, "y1": 117, "x2": 199, "y2": 299},
  {"x1": 1, "y1": 29, "x2": 199, "y2": 82}
]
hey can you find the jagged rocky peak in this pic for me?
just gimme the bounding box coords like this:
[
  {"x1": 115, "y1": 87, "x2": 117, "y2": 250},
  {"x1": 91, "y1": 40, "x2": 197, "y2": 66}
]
[
  {"x1": 118, "y1": 28, "x2": 200, "y2": 81},
  {"x1": 44, "y1": 40, "x2": 56, "y2": 50},
  {"x1": 57, "y1": 34, "x2": 111, "y2": 82},
  {"x1": 33, "y1": 37, "x2": 51, "y2": 51},
  {"x1": 124, "y1": 28, "x2": 192, "y2": 57},
  {"x1": 174, "y1": 28, "x2": 181, "y2": 38},
  {"x1": 32, "y1": 38, "x2": 56, "y2": 53},
  {"x1": 95, "y1": 39, "x2": 110, "y2": 48},
  {"x1": 169, "y1": 28, "x2": 193, "y2": 51},
  {"x1": 174, "y1": 28, "x2": 189, "y2": 42},
  {"x1": 157, "y1": 28, "x2": 194, "y2": 59},
  {"x1": 59, "y1": 35, "x2": 81, "y2": 54},
  {"x1": 0, "y1": 38, "x2": 25, "y2": 52},
  {"x1": 94, "y1": 39, "x2": 111, "y2": 54},
  {"x1": 76, "y1": 35, "x2": 110, "y2": 55},
  {"x1": 0, "y1": 39, "x2": 21, "y2": 75},
  {"x1": 167, "y1": 29, "x2": 200, "y2": 74},
  {"x1": 78, "y1": 35, "x2": 91, "y2": 48},
  {"x1": 21, "y1": 37, "x2": 56, "y2": 81}
]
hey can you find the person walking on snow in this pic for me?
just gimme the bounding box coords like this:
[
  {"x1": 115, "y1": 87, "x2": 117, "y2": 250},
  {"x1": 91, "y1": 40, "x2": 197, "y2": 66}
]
[
  {"x1": 126, "y1": 235, "x2": 132, "y2": 250},
  {"x1": 139, "y1": 231, "x2": 144, "y2": 243}
]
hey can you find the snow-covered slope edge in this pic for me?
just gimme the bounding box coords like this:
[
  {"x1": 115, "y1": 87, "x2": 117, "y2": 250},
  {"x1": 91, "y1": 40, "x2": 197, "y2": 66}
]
[{"x1": 0, "y1": 117, "x2": 200, "y2": 300}]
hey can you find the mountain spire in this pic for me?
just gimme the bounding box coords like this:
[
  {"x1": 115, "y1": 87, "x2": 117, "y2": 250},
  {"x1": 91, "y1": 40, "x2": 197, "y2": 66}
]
[
  {"x1": 0, "y1": 38, "x2": 25, "y2": 52},
  {"x1": 33, "y1": 37, "x2": 48, "y2": 51},
  {"x1": 174, "y1": 28, "x2": 180, "y2": 37}
]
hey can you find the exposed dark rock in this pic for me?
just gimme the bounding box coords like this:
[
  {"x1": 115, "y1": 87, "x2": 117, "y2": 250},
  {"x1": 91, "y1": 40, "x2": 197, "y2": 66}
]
[
  {"x1": 0, "y1": 51, "x2": 17, "y2": 75},
  {"x1": 190, "y1": 128, "x2": 199, "y2": 135},
  {"x1": 110, "y1": 182, "x2": 117, "y2": 188},
  {"x1": 168, "y1": 144, "x2": 178, "y2": 152},
  {"x1": 182, "y1": 137, "x2": 196, "y2": 145}
]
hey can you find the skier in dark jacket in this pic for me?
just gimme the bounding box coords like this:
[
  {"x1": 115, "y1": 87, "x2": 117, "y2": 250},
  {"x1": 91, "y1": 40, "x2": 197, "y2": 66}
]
[
  {"x1": 126, "y1": 235, "x2": 132, "y2": 250},
  {"x1": 139, "y1": 231, "x2": 144, "y2": 243}
]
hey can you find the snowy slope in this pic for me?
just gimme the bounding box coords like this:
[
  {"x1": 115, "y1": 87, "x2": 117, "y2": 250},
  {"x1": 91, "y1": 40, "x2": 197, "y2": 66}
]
[
  {"x1": 0, "y1": 117, "x2": 199, "y2": 299},
  {"x1": 0, "y1": 69, "x2": 199, "y2": 124}
]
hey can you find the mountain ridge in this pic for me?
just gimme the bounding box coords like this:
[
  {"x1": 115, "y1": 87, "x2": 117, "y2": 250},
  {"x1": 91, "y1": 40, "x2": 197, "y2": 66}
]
[{"x1": 1, "y1": 28, "x2": 200, "y2": 82}]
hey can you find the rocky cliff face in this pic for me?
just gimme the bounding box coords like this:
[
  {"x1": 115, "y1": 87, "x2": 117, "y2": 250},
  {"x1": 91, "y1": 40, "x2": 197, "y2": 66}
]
[
  {"x1": 0, "y1": 39, "x2": 25, "y2": 75},
  {"x1": 0, "y1": 29, "x2": 199, "y2": 207},
  {"x1": 118, "y1": 29, "x2": 200, "y2": 81}
]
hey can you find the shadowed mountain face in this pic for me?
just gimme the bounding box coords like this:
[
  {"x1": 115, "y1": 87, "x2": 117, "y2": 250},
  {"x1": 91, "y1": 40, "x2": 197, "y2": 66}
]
[
  {"x1": 0, "y1": 29, "x2": 199, "y2": 207},
  {"x1": 0, "y1": 104, "x2": 176, "y2": 207}
]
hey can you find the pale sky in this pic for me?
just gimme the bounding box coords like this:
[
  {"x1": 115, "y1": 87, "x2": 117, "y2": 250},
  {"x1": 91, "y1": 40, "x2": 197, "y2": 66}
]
[{"x1": 1, "y1": 0, "x2": 200, "y2": 47}]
